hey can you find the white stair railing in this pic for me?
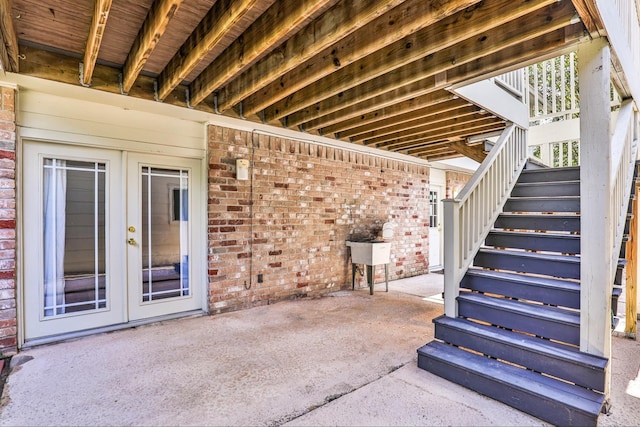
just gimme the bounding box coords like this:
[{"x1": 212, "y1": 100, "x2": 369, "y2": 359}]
[
  {"x1": 611, "y1": 100, "x2": 639, "y2": 281},
  {"x1": 443, "y1": 125, "x2": 528, "y2": 317}
]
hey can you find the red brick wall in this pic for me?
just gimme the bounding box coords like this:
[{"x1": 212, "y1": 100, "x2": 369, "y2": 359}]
[
  {"x1": 446, "y1": 171, "x2": 472, "y2": 199},
  {"x1": 0, "y1": 87, "x2": 16, "y2": 355},
  {"x1": 207, "y1": 125, "x2": 430, "y2": 313}
]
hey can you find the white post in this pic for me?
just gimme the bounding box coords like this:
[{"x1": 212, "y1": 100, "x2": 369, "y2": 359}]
[
  {"x1": 443, "y1": 199, "x2": 459, "y2": 317},
  {"x1": 578, "y1": 39, "x2": 612, "y2": 376}
]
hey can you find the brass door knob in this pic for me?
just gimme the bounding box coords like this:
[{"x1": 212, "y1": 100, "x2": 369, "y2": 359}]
[{"x1": 127, "y1": 238, "x2": 137, "y2": 246}]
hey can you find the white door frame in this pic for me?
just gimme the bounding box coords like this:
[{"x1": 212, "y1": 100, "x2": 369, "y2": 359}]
[
  {"x1": 429, "y1": 184, "x2": 444, "y2": 271},
  {"x1": 21, "y1": 141, "x2": 205, "y2": 343}
]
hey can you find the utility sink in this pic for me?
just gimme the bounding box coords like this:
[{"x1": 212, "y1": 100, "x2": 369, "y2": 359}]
[
  {"x1": 346, "y1": 241, "x2": 391, "y2": 265},
  {"x1": 346, "y1": 241, "x2": 391, "y2": 295}
]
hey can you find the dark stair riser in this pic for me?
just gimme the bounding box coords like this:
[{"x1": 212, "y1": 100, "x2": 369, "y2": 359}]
[
  {"x1": 486, "y1": 231, "x2": 580, "y2": 254},
  {"x1": 518, "y1": 167, "x2": 580, "y2": 183},
  {"x1": 433, "y1": 316, "x2": 606, "y2": 391},
  {"x1": 511, "y1": 181, "x2": 580, "y2": 197},
  {"x1": 460, "y1": 269, "x2": 580, "y2": 308},
  {"x1": 417, "y1": 342, "x2": 604, "y2": 427},
  {"x1": 494, "y1": 214, "x2": 580, "y2": 232},
  {"x1": 504, "y1": 197, "x2": 580, "y2": 213},
  {"x1": 458, "y1": 294, "x2": 580, "y2": 346},
  {"x1": 474, "y1": 249, "x2": 580, "y2": 279}
]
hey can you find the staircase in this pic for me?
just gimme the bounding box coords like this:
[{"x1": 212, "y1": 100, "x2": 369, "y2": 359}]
[{"x1": 418, "y1": 165, "x2": 615, "y2": 426}]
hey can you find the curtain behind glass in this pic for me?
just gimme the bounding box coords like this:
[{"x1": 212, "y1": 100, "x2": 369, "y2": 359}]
[{"x1": 43, "y1": 159, "x2": 66, "y2": 316}]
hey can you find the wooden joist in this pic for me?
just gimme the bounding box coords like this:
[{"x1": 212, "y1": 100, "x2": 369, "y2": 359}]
[
  {"x1": 263, "y1": 0, "x2": 557, "y2": 124},
  {"x1": 156, "y1": 0, "x2": 260, "y2": 101},
  {"x1": 188, "y1": 0, "x2": 335, "y2": 107},
  {"x1": 325, "y1": 91, "x2": 455, "y2": 137},
  {"x1": 0, "y1": 0, "x2": 19, "y2": 72},
  {"x1": 365, "y1": 115, "x2": 500, "y2": 147},
  {"x1": 83, "y1": 0, "x2": 113, "y2": 86},
  {"x1": 287, "y1": 0, "x2": 578, "y2": 130},
  {"x1": 301, "y1": 22, "x2": 586, "y2": 133},
  {"x1": 351, "y1": 104, "x2": 481, "y2": 142},
  {"x1": 240, "y1": 0, "x2": 483, "y2": 119},
  {"x1": 121, "y1": 0, "x2": 184, "y2": 94},
  {"x1": 381, "y1": 121, "x2": 505, "y2": 151},
  {"x1": 570, "y1": 0, "x2": 604, "y2": 36},
  {"x1": 448, "y1": 140, "x2": 488, "y2": 163},
  {"x1": 213, "y1": 0, "x2": 408, "y2": 113}
]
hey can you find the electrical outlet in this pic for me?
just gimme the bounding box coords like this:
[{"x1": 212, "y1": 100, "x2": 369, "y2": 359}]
[{"x1": 257, "y1": 274, "x2": 263, "y2": 283}]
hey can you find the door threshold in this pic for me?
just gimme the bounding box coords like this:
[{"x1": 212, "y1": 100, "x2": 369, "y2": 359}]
[{"x1": 21, "y1": 310, "x2": 206, "y2": 349}]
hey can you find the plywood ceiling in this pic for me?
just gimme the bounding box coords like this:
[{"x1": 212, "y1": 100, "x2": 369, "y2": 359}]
[{"x1": 1, "y1": 0, "x2": 591, "y2": 161}]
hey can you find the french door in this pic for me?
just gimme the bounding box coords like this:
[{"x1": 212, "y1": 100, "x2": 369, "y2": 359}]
[{"x1": 23, "y1": 142, "x2": 202, "y2": 341}]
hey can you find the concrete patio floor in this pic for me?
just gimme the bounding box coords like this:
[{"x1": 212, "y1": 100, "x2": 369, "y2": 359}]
[{"x1": 1, "y1": 273, "x2": 639, "y2": 426}]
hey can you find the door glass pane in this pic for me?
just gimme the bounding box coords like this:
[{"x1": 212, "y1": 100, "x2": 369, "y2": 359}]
[
  {"x1": 429, "y1": 191, "x2": 438, "y2": 227},
  {"x1": 141, "y1": 167, "x2": 189, "y2": 302},
  {"x1": 43, "y1": 159, "x2": 107, "y2": 317}
]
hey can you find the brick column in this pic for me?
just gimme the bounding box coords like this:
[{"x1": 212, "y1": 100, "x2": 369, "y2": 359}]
[{"x1": 0, "y1": 86, "x2": 17, "y2": 355}]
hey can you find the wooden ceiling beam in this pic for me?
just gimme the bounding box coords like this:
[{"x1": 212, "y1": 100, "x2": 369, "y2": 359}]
[
  {"x1": 351, "y1": 104, "x2": 481, "y2": 142},
  {"x1": 156, "y1": 0, "x2": 260, "y2": 101},
  {"x1": 121, "y1": 0, "x2": 184, "y2": 94},
  {"x1": 290, "y1": 0, "x2": 577, "y2": 129},
  {"x1": 265, "y1": 0, "x2": 557, "y2": 123},
  {"x1": 242, "y1": 0, "x2": 483, "y2": 118},
  {"x1": 300, "y1": 21, "x2": 586, "y2": 132},
  {"x1": 570, "y1": 0, "x2": 604, "y2": 36},
  {"x1": 375, "y1": 119, "x2": 505, "y2": 149},
  {"x1": 188, "y1": 0, "x2": 335, "y2": 107},
  {"x1": 82, "y1": 0, "x2": 113, "y2": 86},
  {"x1": 388, "y1": 123, "x2": 506, "y2": 153},
  {"x1": 426, "y1": 151, "x2": 464, "y2": 161},
  {"x1": 324, "y1": 91, "x2": 455, "y2": 137},
  {"x1": 0, "y1": 0, "x2": 18, "y2": 72},
  {"x1": 447, "y1": 140, "x2": 488, "y2": 162},
  {"x1": 214, "y1": 0, "x2": 408, "y2": 113}
]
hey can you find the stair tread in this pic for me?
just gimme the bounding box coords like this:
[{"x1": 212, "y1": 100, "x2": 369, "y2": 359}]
[
  {"x1": 418, "y1": 341, "x2": 605, "y2": 413},
  {"x1": 458, "y1": 292, "x2": 579, "y2": 325},
  {"x1": 434, "y1": 316, "x2": 607, "y2": 369},
  {"x1": 465, "y1": 268, "x2": 580, "y2": 291},
  {"x1": 478, "y1": 247, "x2": 580, "y2": 263},
  {"x1": 507, "y1": 195, "x2": 580, "y2": 200},
  {"x1": 488, "y1": 229, "x2": 580, "y2": 240},
  {"x1": 515, "y1": 180, "x2": 580, "y2": 186}
]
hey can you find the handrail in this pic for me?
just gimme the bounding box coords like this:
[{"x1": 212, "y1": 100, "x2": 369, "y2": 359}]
[
  {"x1": 610, "y1": 100, "x2": 639, "y2": 280},
  {"x1": 495, "y1": 70, "x2": 525, "y2": 101},
  {"x1": 443, "y1": 124, "x2": 528, "y2": 317}
]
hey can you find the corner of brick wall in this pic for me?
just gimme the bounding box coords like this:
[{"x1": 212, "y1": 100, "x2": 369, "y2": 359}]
[
  {"x1": 207, "y1": 125, "x2": 430, "y2": 314},
  {"x1": 445, "y1": 170, "x2": 472, "y2": 199},
  {"x1": 0, "y1": 86, "x2": 17, "y2": 355}
]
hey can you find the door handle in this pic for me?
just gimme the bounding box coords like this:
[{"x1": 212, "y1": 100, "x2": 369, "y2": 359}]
[{"x1": 127, "y1": 238, "x2": 138, "y2": 246}]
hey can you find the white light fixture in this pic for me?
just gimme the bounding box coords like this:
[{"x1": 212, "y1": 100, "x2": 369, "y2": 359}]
[{"x1": 236, "y1": 159, "x2": 249, "y2": 180}]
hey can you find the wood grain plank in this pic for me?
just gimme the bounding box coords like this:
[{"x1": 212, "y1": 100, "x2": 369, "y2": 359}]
[
  {"x1": 240, "y1": 0, "x2": 483, "y2": 118},
  {"x1": 299, "y1": 22, "x2": 586, "y2": 133},
  {"x1": 121, "y1": 0, "x2": 184, "y2": 93},
  {"x1": 376, "y1": 119, "x2": 505, "y2": 149},
  {"x1": 156, "y1": 0, "x2": 261, "y2": 101},
  {"x1": 364, "y1": 113, "x2": 495, "y2": 146},
  {"x1": 323, "y1": 91, "x2": 454, "y2": 136},
  {"x1": 189, "y1": 0, "x2": 337, "y2": 106},
  {"x1": 448, "y1": 140, "x2": 487, "y2": 162},
  {"x1": 0, "y1": 0, "x2": 19, "y2": 72},
  {"x1": 288, "y1": 0, "x2": 578, "y2": 129},
  {"x1": 263, "y1": 0, "x2": 556, "y2": 123},
  {"x1": 214, "y1": 0, "x2": 408, "y2": 113},
  {"x1": 83, "y1": 0, "x2": 113, "y2": 86}
]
